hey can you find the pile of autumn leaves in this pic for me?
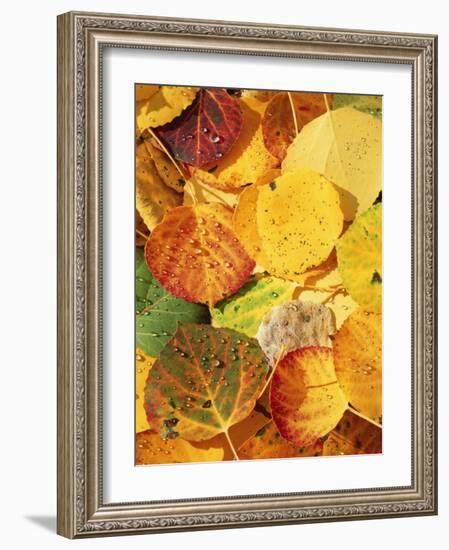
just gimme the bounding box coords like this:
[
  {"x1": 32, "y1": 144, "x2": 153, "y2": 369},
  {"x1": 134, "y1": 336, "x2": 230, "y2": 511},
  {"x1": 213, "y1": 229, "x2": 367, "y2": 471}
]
[{"x1": 135, "y1": 85, "x2": 382, "y2": 465}]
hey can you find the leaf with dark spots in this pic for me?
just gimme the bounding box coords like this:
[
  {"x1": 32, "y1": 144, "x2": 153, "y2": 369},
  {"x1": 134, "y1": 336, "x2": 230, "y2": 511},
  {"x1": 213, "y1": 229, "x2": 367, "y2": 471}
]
[
  {"x1": 323, "y1": 409, "x2": 382, "y2": 456},
  {"x1": 239, "y1": 420, "x2": 324, "y2": 460},
  {"x1": 154, "y1": 88, "x2": 243, "y2": 167},
  {"x1": 136, "y1": 248, "x2": 210, "y2": 356},
  {"x1": 144, "y1": 324, "x2": 270, "y2": 441}
]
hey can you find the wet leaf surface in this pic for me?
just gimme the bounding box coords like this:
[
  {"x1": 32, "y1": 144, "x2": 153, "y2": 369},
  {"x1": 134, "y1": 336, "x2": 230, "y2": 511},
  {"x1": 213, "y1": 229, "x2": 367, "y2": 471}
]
[
  {"x1": 144, "y1": 324, "x2": 270, "y2": 441},
  {"x1": 145, "y1": 203, "x2": 255, "y2": 306},
  {"x1": 270, "y1": 347, "x2": 347, "y2": 446}
]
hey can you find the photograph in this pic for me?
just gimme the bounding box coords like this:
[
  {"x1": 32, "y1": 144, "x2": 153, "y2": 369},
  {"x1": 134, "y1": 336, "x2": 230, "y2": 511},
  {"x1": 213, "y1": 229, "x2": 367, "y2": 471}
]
[{"x1": 134, "y1": 85, "x2": 383, "y2": 465}]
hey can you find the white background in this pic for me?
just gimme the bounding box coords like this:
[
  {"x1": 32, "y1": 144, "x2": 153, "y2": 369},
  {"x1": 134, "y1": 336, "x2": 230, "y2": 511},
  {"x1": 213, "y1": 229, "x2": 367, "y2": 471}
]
[
  {"x1": 104, "y1": 48, "x2": 411, "y2": 502},
  {"x1": 0, "y1": 0, "x2": 446, "y2": 548}
]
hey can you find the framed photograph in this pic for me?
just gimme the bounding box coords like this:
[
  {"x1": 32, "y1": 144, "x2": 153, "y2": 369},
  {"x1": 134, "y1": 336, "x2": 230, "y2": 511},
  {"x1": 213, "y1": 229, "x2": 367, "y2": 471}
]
[{"x1": 57, "y1": 11, "x2": 438, "y2": 538}]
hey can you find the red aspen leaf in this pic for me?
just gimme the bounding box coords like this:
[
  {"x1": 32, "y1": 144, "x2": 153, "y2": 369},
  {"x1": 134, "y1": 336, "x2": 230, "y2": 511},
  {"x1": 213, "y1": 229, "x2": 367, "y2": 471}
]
[
  {"x1": 239, "y1": 420, "x2": 323, "y2": 460},
  {"x1": 145, "y1": 203, "x2": 255, "y2": 306},
  {"x1": 191, "y1": 97, "x2": 279, "y2": 191},
  {"x1": 263, "y1": 92, "x2": 332, "y2": 161},
  {"x1": 333, "y1": 308, "x2": 382, "y2": 422},
  {"x1": 270, "y1": 347, "x2": 347, "y2": 446},
  {"x1": 144, "y1": 324, "x2": 270, "y2": 441},
  {"x1": 154, "y1": 88, "x2": 243, "y2": 168},
  {"x1": 323, "y1": 409, "x2": 382, "y2": 456}
]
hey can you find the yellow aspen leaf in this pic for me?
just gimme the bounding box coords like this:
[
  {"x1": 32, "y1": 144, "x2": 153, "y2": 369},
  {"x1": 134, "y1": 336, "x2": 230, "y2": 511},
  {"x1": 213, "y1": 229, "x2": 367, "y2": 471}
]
[
  {"x1": 144, "y1": 139, "x2": 186, "y2": 193},
  {"x1": 135, "y1": 349, "x2": 155, "y2": 433},
  {"x1": 336, "y1": 203, "x2": 382, "y2": 312},
  {"x1": 333, "y1": 308, "x2": 382, "y2": 422},
  {"x1": 135, "y1": 84, "x2": 159, "y2": 102},
  {"x1": 145, "y1": 203, "x2": 255, "y2": 306},
  {"x1": 323, "y1": 409, "x2": 382, "y2": 456},
  {"x1": 233, "y1": 184, "x2": 269, "y2": 267},
  {"x1": 270, "y1": 347, "x2": 348, "y2": 446},
  {"x1": 191, "y1": 97, "x2": 279, "y2": 191},
  {"x1": 239, "y1": 420, "x2": 323, "y2": 460},
  {"x1": 135, "y1": 143, "x2": 181, "y2": 230},
  {"x1": 282, "y1": 107, "x2": 382, "y2": 221},
  {"x1": 136, "y1": 86, "x2": 198, "y2": 131},
  {"x1": 136, "y1": 430, "x2": 224, "y2": 465},
  {"x1": 257, "y1": 170, "x2": 343, "y2": 279},
  {"x1": 256, "y1": 300, "x2": 335, "y2": 365}
]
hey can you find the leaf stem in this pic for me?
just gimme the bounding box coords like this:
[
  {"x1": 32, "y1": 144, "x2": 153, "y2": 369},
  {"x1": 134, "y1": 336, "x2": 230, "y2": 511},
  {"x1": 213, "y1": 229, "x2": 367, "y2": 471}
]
[
  {"x1": 224, "y1": 430, "x2": 240, "y2": 461},
  {"x1": 323, "y1": 93, "x2": 331, "y2": 113},
  {"x1": 146, "y1": 127, "x2": 188, "y2": 181},
  {"x1": 322, "y1": 287, "x2": 347, "y2": 305},
  {"x1": 287, "y1": 92, "x2": 299, "y2": 136},
  {"x1": 136, "y1": 228, "x2": 149, "y2": 241},
  {"x1": 146, "y1": 128, "x2": 201, "y2": 205},
  {"x1": 258, "y1": 345, "x2": 286, "y2": 400},
  {"x1": 347, "y1": 406, "x2": 382, "y2": 429}
]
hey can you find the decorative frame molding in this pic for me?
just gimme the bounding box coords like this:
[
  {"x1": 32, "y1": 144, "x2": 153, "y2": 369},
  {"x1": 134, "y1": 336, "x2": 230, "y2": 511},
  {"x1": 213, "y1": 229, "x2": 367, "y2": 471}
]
[{"x1": 57, "y1": 11, "x2": 438, "y2": 538}]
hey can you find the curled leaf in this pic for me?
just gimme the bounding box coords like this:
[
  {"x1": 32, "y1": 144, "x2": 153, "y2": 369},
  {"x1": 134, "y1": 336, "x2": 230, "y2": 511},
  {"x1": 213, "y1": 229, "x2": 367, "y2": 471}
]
[
  {"x1": 144, "y1": 324, "x2": 270, "y2": 441},
  {"x1": 135, "y1": 143, "x2": 181, "y2": 230},
  {"x1": 136, "y1": 249, "x2": 210, "y2": 356},
  {"x1": 262, "y1": 92, "x2": 332, "y2": 161},
  {"x1": 154, "y1": 88, "x2": 243, "y2": 167},
  {"x1": 136, "y1": 86, "x2": 198, "y2": 131},
  {"x1": 136, "y1": 430, "x2": 224, "y2": 465},
  {"x1": 333, "y1": 308, "x2": 382, "y2": 422},
  {"x1": 270, "y1": 347, "x2": 348, "y2": 446},
  {"x1": 256, "y1": 299, "x2": 335, "y2": 365},
  {"x1": 336, "y1": 203, "x2": 382, "y2": 312},
  {"x1": 282, "y1": 107, "x2": 382, "y2": 220},
  {"x1": 145, "y1": 203, "x2": 255, "y2": 306},
  {"x1": 323, "y1": 409, "x2": 382, "y2": 456},
  {"x1": 192, "y1": 97, "x2": 279, "y2": 190},
  {"x1": 211, "y1": 274, "x2": 295, "y2": 337},
  {"x1": 144, "y1": 139, "x2": 186, "y2": 193},
  {"x1": 257, "y1": 169, "x2": 343, "y2": 279}
]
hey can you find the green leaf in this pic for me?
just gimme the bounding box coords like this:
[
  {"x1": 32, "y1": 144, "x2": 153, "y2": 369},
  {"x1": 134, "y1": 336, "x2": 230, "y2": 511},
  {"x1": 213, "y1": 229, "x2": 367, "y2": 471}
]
[
  {"x1": 211, "y1": 274, "x2": 295, "y2": 337},
  {"x1": 144, "y1": 324, "x2": 270, "y2": 441},
  {"x1": 332, "y1": 94, "x2": 382, "y2": 118},
  {"x1": 136, "y1": 249, "x2": 210, "y2": 356}
]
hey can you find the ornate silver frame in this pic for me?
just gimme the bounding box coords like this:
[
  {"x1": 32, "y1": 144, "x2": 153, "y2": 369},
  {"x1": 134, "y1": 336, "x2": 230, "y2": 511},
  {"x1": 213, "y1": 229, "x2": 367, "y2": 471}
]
[{"x1": 57, "y1": 11, "x2": 438, "y2": 538}]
